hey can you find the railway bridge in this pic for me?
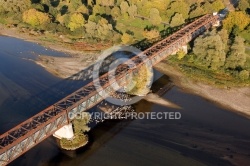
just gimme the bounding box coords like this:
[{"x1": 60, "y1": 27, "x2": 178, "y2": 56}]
[{"x1": 0, "y1": 13, "x2": 219, "y2": 166}]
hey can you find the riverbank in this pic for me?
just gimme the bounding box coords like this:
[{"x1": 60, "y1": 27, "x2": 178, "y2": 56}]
[
  {"x1": 155, "y1": 60, "x2": 250, "y2": 118},
  {"x1": 1, "y1": 24, "x2": 249, "y2": 118},
  {"x1": 0, "y1": 24, "x2": 101, "y2": 78}
]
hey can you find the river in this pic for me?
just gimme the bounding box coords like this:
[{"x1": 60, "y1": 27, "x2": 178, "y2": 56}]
[{"x1": 0, "y1": 36, "x2": 250, "y2": 166}]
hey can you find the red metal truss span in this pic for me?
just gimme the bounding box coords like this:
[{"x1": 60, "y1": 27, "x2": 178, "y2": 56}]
[{"x1": 0, "y1": 14, "x2": 219, "y2": 166}]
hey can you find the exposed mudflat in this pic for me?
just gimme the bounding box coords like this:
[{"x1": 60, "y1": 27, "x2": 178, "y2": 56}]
[{"x1": 155, "y1": 61, "x2": 250, "y2": 118}]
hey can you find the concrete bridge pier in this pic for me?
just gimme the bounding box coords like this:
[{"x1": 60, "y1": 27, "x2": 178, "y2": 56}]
[
  {"x1": 213, "y1": 12, "x2": 220, "y2": 27},
  {"x1": 53, "y1": 123, "x2": 74, "y2": 140}
]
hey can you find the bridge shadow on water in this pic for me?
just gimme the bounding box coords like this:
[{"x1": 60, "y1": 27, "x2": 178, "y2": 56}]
[{"x1": 14, "y1": 75, "x2": 173, "y2": 166}]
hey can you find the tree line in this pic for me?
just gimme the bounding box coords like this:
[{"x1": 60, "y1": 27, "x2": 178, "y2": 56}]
[{"x1": 0, "y1": 0, "x2": 234, "y2": 43}]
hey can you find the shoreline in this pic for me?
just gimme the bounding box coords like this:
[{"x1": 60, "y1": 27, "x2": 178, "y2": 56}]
[
  {"x1": 1, "y1": 24, "x2": 249, "y2": 118},
  {"x1": 0, "y1": 24, "x2": 101, "y2": 78},
  {"x1": 155, "y1": 61, "x2": 250, "y2": 118}
]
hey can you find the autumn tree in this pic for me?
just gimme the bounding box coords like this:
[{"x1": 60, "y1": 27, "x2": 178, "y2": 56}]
[
  {"x1": 170, "y1": 13, "x2": 185, "y2": 27},
  {"x1": 218, "y1": 29, "x2": 229, "y2": 51},
  {"x1": 225, "y1": 36, "x2": 247, "y2": 69},
  {"x1": 121, "y1": 33, "x2": 133, "y2": 44},
  {"x1": 96, "y1": 18, "x2": 113, "y2": 40},
  {"x1": 93, "y1": 5, "x2": 106, "y2": 14},
  {"x1": 166, "y1": 0, "x2": 190, "y2": 19},
  {"x1": 238, "y1": 0, "x2": 250, "y2": 12},
  {"x1": 96, "y1": 0, "x2": 115, "y2": 6},
  {"x1": 189, "y1": 6, "x2": 205, "y2": 18},
  {"x1": 77, "y1": 5, "x2": 89, "y2": 14},
  {"x1": 149, "y1": 8, "x2": 162, "y2": 25},
  {"x1": 111, "y1": 6, "x2": 121, "y2": 19},
  {"x1": 67, "y1": 13, "x2": 85, "y2": 31},
  {"x1": 0, "y1": 0, "x2": 31, "y2": 13},
  {"x1": 68, "y1": 0, "x2": 83, "y2": 11},
  {"x1": 142, "y1": 29, "x2": 160, "y2": 40},
  {"x1": 128, "y1": 4, "x2": 137, "y2": 18},
  {"x1": 84, "y1": 20, "x2": 97, "y2": 38},
  {"x1": 84, "y1": 17, "x2": 113, "y2": 40},
  {"x1": 239, "y1": 70, "x2": 249, "y2": 80},
  {"x1": 211, "y1": 0, "x2": 225, "y2": 12},
  {"x1": 23, "y1": 9, "x2": 50, "y2": 27},
  {"x1": 222, "y1": 11, "x2": 250, "y2": 33},
  {"x1": 120, "y1": 1, "x2": 129, "y2": 14}
]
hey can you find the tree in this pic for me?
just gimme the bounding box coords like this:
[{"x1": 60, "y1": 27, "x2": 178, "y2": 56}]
[
  {"x1": 84, "y1": 20, "x2": 97, "y2": 38},
  {"x1": 238, "y1": 0, "x2": 250, "y2": 12},
  {"x1": 166, "y1": 0, "x2": 190, "y2": 19},
  {"x1": 120, "y1": 1, "x2": 129, "y2": 14},
  {"x1": 121, "y1": 33, "x2": 133, "y2": 44},
  {"x1": 67, "y1": 13, "x2": 85, "y2": 31},
  {"x1": 68, "y1": 0, "x2": 83, "y2": 11},
  {"x1": 96, "y1": 0, "x2": 115, "y2": 6},
  {"x1": 142, "y1": 29, "x2": 160, "y2": 40},
  {"x1": 223, "y1": 11, "x2": 250, "y2": 33},
  {"x1": 239, "y1": 70, "x2": 249, "y2": 80},
  {"x1": 170, "y1": 13, "x2": 185, "y2": 27},
  {"x1": 189, "y1": 6, "x2": 205, "y2": 18},
  {"x1": 92, "y1": 5, "x2": 106, "y2": 14},
  {"x1": 0, "y1": 0, "x2": 31, "y2": 13},
  {"x1": 128, "y1": 4, "x2": 137, "y2": 18},
  {"x1": 149, "y1": 8, "x2": 162, "y2": 25},
  {"x1": 111, "y1": 6, "x2": 121, "y2": 19},
  {"x1": 193, "y1": 31, "x2": 226, "y2": 70},
  {"x1": 211, "y1": 0, "x2": 225, "y2": 12},
  {"x1": 23, "y1": 9, "x2": 50, "y2": 27},
  {"x1": 96, "y1": 18, "x2": 113, "y2": 40},
  {"x1": 225, "y1": 36, "x2": 247, "y2": 69},
  {"x1": 218, "y1": 29, "x2": 229, "y2": 51},
  {"x1": 77, "y1": 5, "x2": 89, "y2": 14}
]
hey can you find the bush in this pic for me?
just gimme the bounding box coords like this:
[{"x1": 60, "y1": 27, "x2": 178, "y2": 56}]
[
  {"x1": 23, "y1": 9, "x2": 50, "y2": 27},
  {"x1": 239, "y1": 70, "x2": 249, "y2": 80}
]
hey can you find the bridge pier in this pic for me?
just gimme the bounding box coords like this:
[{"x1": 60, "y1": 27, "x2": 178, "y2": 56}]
[
  {"x1": 53, "y1": 123, "x2": 74, "y2": 140},
  {"x1": 213, "y1": 12, "x2": 220, "y2": 27}
]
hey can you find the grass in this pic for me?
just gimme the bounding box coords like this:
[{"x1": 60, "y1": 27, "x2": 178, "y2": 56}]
[
  {"x1": 117, "y1": 17, "x2": 166, "y2": 40},
  {"x1": 240, "y1": 31, "x2": 250, "y2": 43},
  {"x1": 0, "y1": 18, "x2": 7, "y2": 24}
]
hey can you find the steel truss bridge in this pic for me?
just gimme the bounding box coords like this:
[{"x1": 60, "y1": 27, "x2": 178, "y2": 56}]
[{"x1": 0, "y1": 13, "x2": 219, "y2": 166}]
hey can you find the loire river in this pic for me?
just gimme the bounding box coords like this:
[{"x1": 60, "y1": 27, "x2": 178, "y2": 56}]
[{"x1": 0, "y1": 36, "x2": 249, "y2": 166}]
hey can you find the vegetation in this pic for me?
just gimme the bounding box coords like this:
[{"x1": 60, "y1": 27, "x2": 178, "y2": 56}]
[
  {"x1": 60, "y1": 112, "x2": 90, "y2": 150},
  {"x1": 0, "y1": 0, "x2": 249, "y2": 86},
  {"x1": 125, "y1": 64, "x2": 153, "y2": 96},
  {"x1": 0, "y1": 0, "x2": 232, "y2": 45},
  {"x1": 164, "y1": 0, "x2": 250, "y2": 87},
  {"x1": 168, "y1": 13, "x2": 250, "y2": 86}
]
